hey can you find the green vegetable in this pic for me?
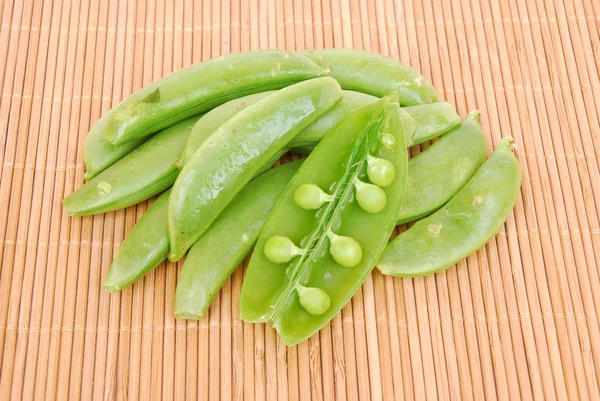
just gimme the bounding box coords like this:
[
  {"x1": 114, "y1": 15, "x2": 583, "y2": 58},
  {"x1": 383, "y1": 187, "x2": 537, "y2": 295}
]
[
  {"x1": 177, "y1": 92, "x2": 275, "y2": 168},
  {"x1": 103, "y1": 50, "x2": 329, "y2": 145},
  {"x1": 82, "y1": 108, "x2": 148, "y2": 180},
  {"x1": 103, "y1": 190, "x2": 172, "y2": 292},
  {"x1": 378, "y1": 137, "x2": 521, "y2": 276},
  {"x1": 396, "y1": 111, "x2": 488, "y2": 224},
  {"x1": 168, "y1": 77, "x2": 343, "y2": 261},
  {"x1": 174, "y1": 160, "x2": 302, "y2": 319},
  {"x1": 63, "y1": 116, "x2": 199, "y2": 216},
  {"x1": 240, "y1": 94, "x2": 408, "y2": 345},
  {"x1": 301, "y1": 49, "x2": 438, "y2": 106}
]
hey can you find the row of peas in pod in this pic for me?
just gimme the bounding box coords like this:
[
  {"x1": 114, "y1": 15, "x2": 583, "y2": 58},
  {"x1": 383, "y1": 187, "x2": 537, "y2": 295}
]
[{"x1": 63, "y1": 49, "x2": 521, "y2": 345}]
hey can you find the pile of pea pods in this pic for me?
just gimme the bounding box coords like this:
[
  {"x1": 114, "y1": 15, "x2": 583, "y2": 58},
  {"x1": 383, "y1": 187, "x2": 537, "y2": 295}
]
[{"x1": 63, "y1": 49, "x2": 521, "y2": 346}]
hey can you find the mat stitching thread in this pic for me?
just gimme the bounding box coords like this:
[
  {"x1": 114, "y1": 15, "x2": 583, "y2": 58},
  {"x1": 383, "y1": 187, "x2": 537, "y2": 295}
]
[{"x1": 2, "y1": 310, "x2": 597, "y2": 334}]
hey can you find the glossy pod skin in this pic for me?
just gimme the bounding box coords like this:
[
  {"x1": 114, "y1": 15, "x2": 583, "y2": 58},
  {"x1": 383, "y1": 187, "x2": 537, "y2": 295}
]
[
  {"x1": 301, "y1": 49, "x2": 438, "y2": 106},
  {"x1": 103, "y1": 190, "x2": 171, "y2": 292},
  {"x1": 177, "y1": 91, "x2": 275, "y2": 167},
  {"x1": 342, "y1": 91, "x2": 461, "y2": 146},
  {"x1": 378, "y1": 137, "x2": 521, "y2": 277},
  {"x1": 83, "y1": 108, "x2": 146, "y2": 180},
  {"x1": 240, "y1": 94, "x2": 408, "y2": 345},
  {"x1": 63, "y1": 116, "x2": 199, "y2": 216},
  {"x1": 168, "y1": 77, "x2": 343, "y2": 261},
  {"x1": 103, "y1": 50, "x2": 329, "y2": 145},
  {"x1": 174, "y1": 160, "x2": 302, "y2": 319},
  {"x1": 396, "y1": 111, "x2": 488, "y2": 224}
]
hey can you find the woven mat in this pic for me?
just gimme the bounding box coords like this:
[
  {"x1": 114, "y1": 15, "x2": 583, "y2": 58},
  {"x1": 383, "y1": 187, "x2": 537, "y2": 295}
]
[{"x1": 1, "y1": 0, "x2": 600, "y2": 399}]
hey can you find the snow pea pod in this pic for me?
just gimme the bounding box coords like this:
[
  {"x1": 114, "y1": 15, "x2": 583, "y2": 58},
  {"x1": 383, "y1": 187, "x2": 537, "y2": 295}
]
[
  {"x1": 103, "y1": 189, "x2": 172, "y2": 292},
  {"x1": 342, "y1": 91, "x2": 460, "y2": 146},
  {"x1": 168, "y1": 77, "x2": 343, "y2": 261},
  {"x1": 301, "y1": 49, "x2": 438, "y2": 106},
  {"x1": 378, "y1": 137, "x2": 521, "y2": 277},
  {"x1": 404, "y1": 102, "x2": 461, "y2": 145},
  {"x1": 174, "y1": 160, "x2": 302, "y2": 319},
  {"x1": 103, "y1": 50, "x2": 329, "y2": 145},
  {"x1": 177, "y1": 91, "x2": 275, "y2": 168},
  {"x1": 63, "y1": 116, "x2": 199, "y2": 216},
  {"x1": 396, "y1": 111, "x2": 487, "y2": 224},
  {"x1": 240, "y1": 94, "x2": 408, "y2": 345},
  {"x1": 82, "y1": 108, "x2": 146, "y2": 180}
]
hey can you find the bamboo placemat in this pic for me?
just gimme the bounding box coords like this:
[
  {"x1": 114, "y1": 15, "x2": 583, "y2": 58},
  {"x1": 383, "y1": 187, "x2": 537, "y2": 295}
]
[{"x1": 1, "y1": 0, "x2": 599, "y2": 399}]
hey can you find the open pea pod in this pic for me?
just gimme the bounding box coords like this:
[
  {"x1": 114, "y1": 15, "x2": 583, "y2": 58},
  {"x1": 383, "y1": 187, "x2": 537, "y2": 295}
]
[
  {"x1": 168, "y1": 77, "x2": 343, "y2": 261},
  {"x1": 378, "y1": 137, "x2": 521, "y2": 276},
  {"x1": 397, "y1": 111, "x2": 488, "y2": 224},
  {"x1": 103, "y1": 50, "x2": 329, "y2": 145},
  {"x1": 301, "y1": 49, "x2": 438, "y2": 106},
  {"x1": 240, "y1": 94, "x2": 408, "y2": 345},
  {"x1": 63, "y1": 116, "x2": 199, "y2": 216}
]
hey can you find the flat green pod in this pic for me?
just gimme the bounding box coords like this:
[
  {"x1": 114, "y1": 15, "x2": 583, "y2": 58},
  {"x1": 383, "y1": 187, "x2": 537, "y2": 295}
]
[
  {"x1": 63, "y1": 116, "x2": 199, "y2": 216},
  {"x1": 301, "y1": 49, "x2": 438, "y2": 106},
  {"x1": 168, "y1": 77, "x2": 343, "y2": 261},
  {"x1": 240, "y1": 94, "x2": 408, "y2": 345},
  {"x1": 103, "y1": 50, "x2": 329, "y2": 145},
  {"x1": 174, "y1": 160, "x2": 302, "y2": 319},
  {"x1": 396, "y1": 111, "x2": 488, "y2": 224},
  {"x1": 103, "y1": 190, "x2": 172, "y2": 292},
  {"x1": 378, "y1": 137, "x2": 521, "y2": 276}
]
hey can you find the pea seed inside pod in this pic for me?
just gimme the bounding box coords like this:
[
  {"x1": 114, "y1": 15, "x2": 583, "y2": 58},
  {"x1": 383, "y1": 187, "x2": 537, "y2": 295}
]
[
  {"x1": 264, "y1": 236, "x2": 303, "y2": 264},
  {"x1": 295, "y1": 284, "x2": 331, "y2": 315},
  {"x1": 366, "y1": 155, "x2": 396, "y2": 187},
  {"x1": 327, "y1": 232, "x2": 363, "y2": 267},
  {"x1": 294, "y1": 183, "x2": 333, "y2": 210},
  {"x1": 354, "y1": 180, "x2": 387, "y2": 213}
]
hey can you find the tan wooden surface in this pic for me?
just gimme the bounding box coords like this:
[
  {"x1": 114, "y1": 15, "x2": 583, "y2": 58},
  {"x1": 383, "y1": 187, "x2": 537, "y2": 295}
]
[{"x1": 1, "y1": 0, "x2": 600, "y2": 399}]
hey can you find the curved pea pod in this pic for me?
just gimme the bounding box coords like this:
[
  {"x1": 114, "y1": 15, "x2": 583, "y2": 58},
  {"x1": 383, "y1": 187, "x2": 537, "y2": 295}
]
[
  {"x1": 103, "y1": 190, "x2": 171, "y2": 292},
  {"x1": 378, "y1": 137, "x2": 521, "y2": 277},
  {"x1": 63, "y1": 116, "x2": 199, "y2": 216},
  {"x1": 177, "y1": 91, "x2": 275, "y2": 167},
  {"x1": 103, "y1": 50, "x2": 329, "y2": 145},
  {"x1": 168, "y1": 77, "x2": 343, "y2": 261},
  {"x1": 82, "y1": 109, "x2": 146, "y2": 180},
  {"x1": 396, "y1": 111, "x2": 488, "y2": 224},
  {"x1": 301, "y1": 49, "x2": 438, "y2": 106},
  {"x1": 342, "y1": 91, "x2": 460, "y2": 146},
  {"x1": 174, "y1": 160, "x2": 302, "y2": 319},
  {"x1": 404, "y1": 102, "x2": 461, "y2": 145},
  {"x1": 240, "y1": 94, "x2": 408, "y2": 345}
]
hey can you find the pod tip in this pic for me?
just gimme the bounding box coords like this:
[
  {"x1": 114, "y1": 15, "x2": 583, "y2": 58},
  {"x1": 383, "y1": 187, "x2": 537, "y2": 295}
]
[
  {"x1": 102, "y1": 283, "x2": 121, "y2": 293},
  {"x1": 466, "y1": 110, "x2": 481, "y2": 122}
]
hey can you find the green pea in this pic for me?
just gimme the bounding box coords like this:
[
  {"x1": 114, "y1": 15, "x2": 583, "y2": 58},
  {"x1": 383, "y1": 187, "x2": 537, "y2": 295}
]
[
  {"x1": 264, "y1": 236, "x2": 302, "y2": 264},
  {"x1": 378, "y1": 137, "x2": 521, "y2": 277},
  {"x1": 168, "y1": 77, "x2": 343, "y2": 261},
  {"x1": 328, "y1": 233, "x2": 362, "y2": 267},
  {"x1": 301, "y1": 49, "x2": 438, "y2": 106},
  {"x1": 354, "y1": 180, "x2": 387, "y2": 214},
  {"x1": 366, "y1": 155, "x2": 396, "y2": 187},
  {"x1": 296, "y1": 284, "x2": 331, "y2": 316},
  {"x1": 294, "y1": 183, "x2": 333, "y2": 210}
]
